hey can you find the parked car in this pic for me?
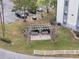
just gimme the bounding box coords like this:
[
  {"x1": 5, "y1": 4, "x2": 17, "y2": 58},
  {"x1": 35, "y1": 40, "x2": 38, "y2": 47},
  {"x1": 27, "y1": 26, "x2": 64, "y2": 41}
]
[
  {"x1": 15, "y1": 10, "x2": 29, "y2": 19},
  {"x1": 37, "y1": 7, "x2": 46, "y2": 12},
  {"x1": 32, "y1": 15, "x2": 37, "y2": 20}
]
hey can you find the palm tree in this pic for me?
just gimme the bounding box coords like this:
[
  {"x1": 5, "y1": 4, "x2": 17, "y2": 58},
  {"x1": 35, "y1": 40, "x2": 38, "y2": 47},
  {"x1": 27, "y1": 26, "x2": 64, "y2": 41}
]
[{"x1": 0, "y1": 0, "x2": 5, "y2": 39}]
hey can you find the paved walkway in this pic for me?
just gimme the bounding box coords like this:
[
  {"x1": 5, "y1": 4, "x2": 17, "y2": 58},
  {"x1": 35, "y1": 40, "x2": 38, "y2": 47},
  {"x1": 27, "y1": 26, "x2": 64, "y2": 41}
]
[{"x1": 0, "y1": 48, "x2": 79, "y2": 59}]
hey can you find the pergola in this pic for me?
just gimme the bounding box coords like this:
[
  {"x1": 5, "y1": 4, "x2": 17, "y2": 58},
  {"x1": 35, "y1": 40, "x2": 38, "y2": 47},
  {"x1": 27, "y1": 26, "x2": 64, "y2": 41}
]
[
  {"x1": 26, "y1": 20, "x2": 53, "y2": 40},
  {"x1": 29, "y1": 24, "x2": 51, "y2": 35}
]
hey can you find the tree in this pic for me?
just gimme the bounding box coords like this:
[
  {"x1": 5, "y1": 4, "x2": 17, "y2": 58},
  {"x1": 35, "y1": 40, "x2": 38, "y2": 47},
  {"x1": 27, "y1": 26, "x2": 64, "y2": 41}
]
[
  {"x1": 38, "y1": 0, "x2": 57, "y2": 13},
  {"x1": 13, "y1": 0, "x2": 31, "y2": 22},
  {"x1": 50, "y1": 0, "x2": 57, "y2": 9},
  {"x1": 50, "y1": 21, "x2": 58, "y2": 43},
  {"x1": 13, "y1": 0, "x2": 37, "y2": 21},
  {"x1": 0, "y1": 0, "x2": 5, "y2": 39},
  {"x1": 26, "y1": 26, "x2": 31, "y2": 47},
  {"x1": 13, "y1": 0, "x2": 38, "y2": 13},
  {"x1": 44, "y1": 0, "x2": 50, "y2": 13},
  {"x1": 27, "y1": 0, "x2": 37, "y2": 14},
  {"x1": 37, "y1": 0, "x2": 45, "y2": 7}
]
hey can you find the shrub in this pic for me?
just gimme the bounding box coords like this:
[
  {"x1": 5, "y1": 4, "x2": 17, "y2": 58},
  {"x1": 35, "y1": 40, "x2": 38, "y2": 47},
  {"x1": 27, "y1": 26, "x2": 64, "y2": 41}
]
[{"x1": 74, "y1": 31, "x2": 79, "y2": 37}]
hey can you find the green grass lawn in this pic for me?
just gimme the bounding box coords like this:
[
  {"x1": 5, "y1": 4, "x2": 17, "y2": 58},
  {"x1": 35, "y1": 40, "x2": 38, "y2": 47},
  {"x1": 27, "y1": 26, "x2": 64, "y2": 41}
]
[{"x1": 0, "y1": 21, "x2": 79, "y2": 55}]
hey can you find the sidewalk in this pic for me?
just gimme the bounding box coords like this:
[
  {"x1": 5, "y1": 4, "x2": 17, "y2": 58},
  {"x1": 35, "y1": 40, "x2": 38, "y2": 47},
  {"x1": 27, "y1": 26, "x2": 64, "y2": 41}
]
[{"x1": 34, "y1": 50, "x2": 79, "y2": 55}]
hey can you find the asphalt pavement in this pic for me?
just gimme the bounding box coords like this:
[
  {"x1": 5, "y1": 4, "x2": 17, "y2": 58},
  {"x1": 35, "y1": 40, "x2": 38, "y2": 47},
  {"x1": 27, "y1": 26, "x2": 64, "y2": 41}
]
[
  {"x1": 0, "y1": 0, "x2": 18, "y2": 23},
  {"x1": 0, "y1": 48, "x2": 79, "y2": 59}
]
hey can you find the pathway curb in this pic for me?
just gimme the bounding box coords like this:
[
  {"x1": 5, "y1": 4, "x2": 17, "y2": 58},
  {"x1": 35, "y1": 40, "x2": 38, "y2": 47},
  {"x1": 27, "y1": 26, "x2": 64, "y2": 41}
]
[{"x1": 34, "y1": 50, "x2": 79, "y2": 55}]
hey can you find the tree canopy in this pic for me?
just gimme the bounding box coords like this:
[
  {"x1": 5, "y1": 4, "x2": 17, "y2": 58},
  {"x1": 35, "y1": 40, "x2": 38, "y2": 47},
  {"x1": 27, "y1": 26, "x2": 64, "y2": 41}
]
[
  {"x1": 13, "y1": 0, "x2": 37, "y2": 11},
  {"x1": 13, "y1": 0, "x2": 57, "y2": 11}
]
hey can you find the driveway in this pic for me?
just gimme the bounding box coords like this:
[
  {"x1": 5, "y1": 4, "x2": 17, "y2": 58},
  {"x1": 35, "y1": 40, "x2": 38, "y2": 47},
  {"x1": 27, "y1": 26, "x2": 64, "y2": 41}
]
[{"x1": 0, "y1": 48, "x2": 79, "y2": 59}]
